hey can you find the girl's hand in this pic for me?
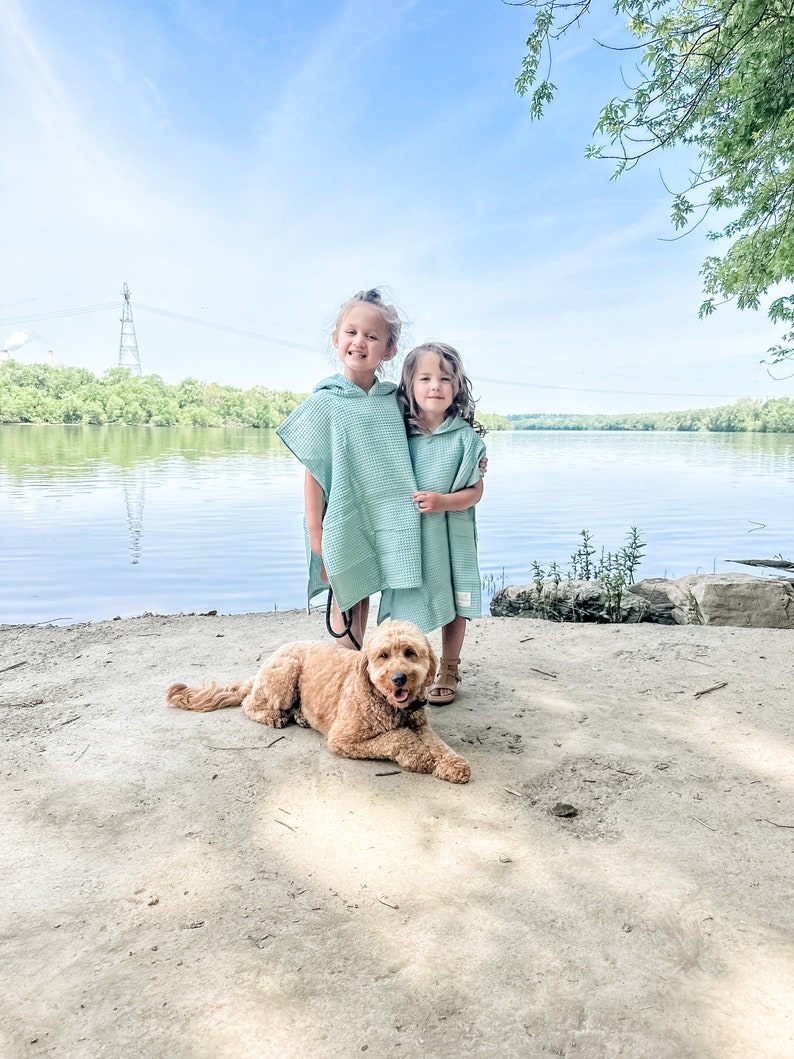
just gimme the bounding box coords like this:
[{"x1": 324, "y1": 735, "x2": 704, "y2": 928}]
[
  {"x1": 478, "y1": 455, "x2": 488, "y2": 477},
  {"x1": 309, "y1": 530, "x2": 328, "y2": 582},
  {"x1": 414, "y1": 491, "x2": 445, "y2": 514}
]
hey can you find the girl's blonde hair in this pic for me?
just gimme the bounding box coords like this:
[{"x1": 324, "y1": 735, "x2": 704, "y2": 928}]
[
  {"x1": 398, "y1": 342, "x2": 485, "y2": 436},
  {"x1": 333, "y1": 289, "x2": 403, "y2": 376}
]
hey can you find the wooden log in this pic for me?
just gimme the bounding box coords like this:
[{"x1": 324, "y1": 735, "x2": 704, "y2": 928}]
[{"x1": 727, "y1": 558, "x2": 794, "y2": 571}]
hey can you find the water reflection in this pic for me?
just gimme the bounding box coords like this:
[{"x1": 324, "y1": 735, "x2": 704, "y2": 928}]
[
  {"x1": 122, "y1": 472, "x2": 145, "y2": 565},
  {"x1": 0, "y1": 423, "x2": 292, "y2": 479}
]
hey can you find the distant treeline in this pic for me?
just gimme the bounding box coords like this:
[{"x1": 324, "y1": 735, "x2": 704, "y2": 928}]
[
  {"x1": 509, "y1": 398, "x2": 794, "y2": 433},
  {"x1": 0, "y1": 362, "x2": 305, "y2": 427},
  {"x1": 0, "y1": 361, "x2": 514, "y2": 430},
  {"x1": 10, "y1": 362, "x2": 788, "y2": 433},
  {"x1": 477, "y1": 412, "x2": 512, "y2": 431}
]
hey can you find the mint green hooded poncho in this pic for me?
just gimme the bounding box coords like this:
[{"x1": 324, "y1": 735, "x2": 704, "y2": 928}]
[
  {"x1": 276, "y1": 374, "x2": 422, "y2": 614},
  {"x1": 378, "y1": 415, "x2": 486, "y2": 633}
]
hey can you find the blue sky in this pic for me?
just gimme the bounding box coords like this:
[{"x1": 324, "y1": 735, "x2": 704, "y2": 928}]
[{"x1": 1, "y1": 0, "x2": 787, "y2": 415}]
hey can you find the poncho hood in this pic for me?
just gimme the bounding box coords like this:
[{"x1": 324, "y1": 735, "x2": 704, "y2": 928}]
[
  {"x1": 313, "y1": 375, "x2": 398, "y2": 398},
  {"x1": 409, "y1": 414, "x2": 475, "y2": 438}
]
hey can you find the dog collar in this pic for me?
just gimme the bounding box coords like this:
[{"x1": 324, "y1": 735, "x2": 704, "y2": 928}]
[{"x1": 404, "y1": 698, "x2": 427, "y2": 713}]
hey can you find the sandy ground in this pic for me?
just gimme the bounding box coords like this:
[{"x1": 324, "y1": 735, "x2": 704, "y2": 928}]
[{"x1": 1, "y1": 609, "x2": 793, "y2": 1059}]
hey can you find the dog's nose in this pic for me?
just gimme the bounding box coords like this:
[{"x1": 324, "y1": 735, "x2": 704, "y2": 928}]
[{"x1": 391, "y1": 672, "x2": 407, "y2": 687}]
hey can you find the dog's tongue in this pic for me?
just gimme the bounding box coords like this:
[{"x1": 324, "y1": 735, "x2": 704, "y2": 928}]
[{"x1": 393, "y1": 688, "x2": 409, "y2": 704}]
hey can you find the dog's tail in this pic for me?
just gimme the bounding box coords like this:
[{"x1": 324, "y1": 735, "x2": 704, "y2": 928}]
[{"x1": 166, "y1": 679, "x2": 254, "y2": 713}]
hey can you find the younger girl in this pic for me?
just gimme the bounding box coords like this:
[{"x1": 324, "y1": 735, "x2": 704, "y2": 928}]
[
  {"x1": 378, "y1": 342, "x2": 486, "y2": 703},
  {"x1": 276, "y1": 289, "x2": 422, "y2": 649}
]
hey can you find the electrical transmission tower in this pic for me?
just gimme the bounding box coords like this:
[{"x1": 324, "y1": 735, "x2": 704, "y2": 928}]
[{"x1": 118, "y1": 283, "x2": 142, "y2": 375}]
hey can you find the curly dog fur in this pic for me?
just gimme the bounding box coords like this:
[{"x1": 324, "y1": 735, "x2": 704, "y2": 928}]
[{"x1": 166, "y1": 620, "x2": 471, "y2": 783}]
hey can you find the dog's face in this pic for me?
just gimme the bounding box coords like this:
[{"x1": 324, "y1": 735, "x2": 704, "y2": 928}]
[{"x1": 360, "y1": 621, "x2": 438, "y2": 710}]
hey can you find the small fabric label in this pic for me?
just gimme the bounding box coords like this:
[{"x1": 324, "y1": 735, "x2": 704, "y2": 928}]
[{"x1": 455, "y1": 591, "x2": 471, "y2": 608}]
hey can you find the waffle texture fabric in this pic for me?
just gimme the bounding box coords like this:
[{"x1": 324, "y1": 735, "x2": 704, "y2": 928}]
[
  {"x1": 378, "y1": 415, "x2": 486, "y2": 633},
  {"x1": 276, "y1": 374, "x2": 422, "y2": 613}
]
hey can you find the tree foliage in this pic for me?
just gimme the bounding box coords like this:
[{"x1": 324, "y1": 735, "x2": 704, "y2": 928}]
[
  {"x1": 477, "y1": 411, "x2": 514, "y2": 430},
  {"x1": 512, "y1": 0, "x2": 794, "y2": 362},
  {"x1": 0, "y1": 361, "x2": 305, "y2": 428}
]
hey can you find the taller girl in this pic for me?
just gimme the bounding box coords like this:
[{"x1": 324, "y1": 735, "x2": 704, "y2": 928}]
[{"x1": 276, "y1": 289, "x2": 422, "y2": 649}]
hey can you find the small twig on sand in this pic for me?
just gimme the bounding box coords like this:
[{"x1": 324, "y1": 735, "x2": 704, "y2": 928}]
[
  {"x1": 693, "y1": 816, "x2": 717, "y2": 832},
  {"x1": 74, "y1": 744, "x2": 90, "y2": 761},
  {"x1": 202, "y1": 736, "x2": 285, "y2": 750},
  {"x1": 204, "y1": 744, "x2": 264, "y2": 750},
  {"x1": 275, "y1": 819, "x2": 296, "y2": 832},
  {"x1": 529, "y1": 667, "x2": 558, "y2": 679},
  {"x1": 763, "y1": 819, "x2": 794, "y2": 829},
  {"x1": 694, "y1": 681, "x2": 728, "y2": 699},
  {"x1": 0, "y1": 661, "x2": 27, "y2": 675},
  {"x1": 504, "y1": 787, "x2": 522, "y2": 797},
  {"x1": 376, "y1": 895, "x2": 399, "y2": 909},
  {"x1": 375, "y1": 770, "x2": 402, "y2": 777},
  {"x1": 519, "y1": 636, "x2": 534, "y2": 643}
]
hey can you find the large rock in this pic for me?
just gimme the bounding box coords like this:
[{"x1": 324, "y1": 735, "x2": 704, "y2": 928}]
[
  {"x1": 629, "y1": 573, "x2": 794, "y2": 628},
  {"x1": 490, "y1": 579, "x2": 649, "y2": 623}
]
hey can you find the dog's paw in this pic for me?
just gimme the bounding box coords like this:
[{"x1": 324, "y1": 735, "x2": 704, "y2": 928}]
[{"x1": 434, "y1": 754, "x2": 471, "y2": 784}]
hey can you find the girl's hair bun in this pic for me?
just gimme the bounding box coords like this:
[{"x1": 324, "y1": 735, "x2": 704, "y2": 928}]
[{"x1": 354, "y1": 289, "x2": 383, "y2": 305}]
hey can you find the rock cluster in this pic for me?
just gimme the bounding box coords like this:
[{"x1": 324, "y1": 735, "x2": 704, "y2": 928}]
[{"x1": 490, "y1": 573, "x2": 794, "y2": 628}]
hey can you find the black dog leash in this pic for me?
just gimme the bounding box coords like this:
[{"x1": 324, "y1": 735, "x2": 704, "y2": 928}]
[{"x1": 324, "y1": 588, "x2": 362, "y2": 651}]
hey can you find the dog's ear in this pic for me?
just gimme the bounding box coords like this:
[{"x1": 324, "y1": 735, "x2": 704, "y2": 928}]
[
  {"x1": 355, "y1": 644, "x2": 372, "y2": 682},
  {"x1": 425, "y1": 642, "x2": 439, "y2": 690}
]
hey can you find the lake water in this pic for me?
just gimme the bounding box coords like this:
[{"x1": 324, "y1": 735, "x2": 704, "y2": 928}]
[{"x1": 1, "y1": 424, "x2": 792, "y2": 625}]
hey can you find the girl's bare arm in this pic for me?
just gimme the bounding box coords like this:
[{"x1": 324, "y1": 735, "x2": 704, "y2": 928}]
[
  {"x1": 414, "y1": 477, "x2": 483, "y2": 514},
  {"x1": 304, "y1": 470, "x2": 325, "y2": 557}
]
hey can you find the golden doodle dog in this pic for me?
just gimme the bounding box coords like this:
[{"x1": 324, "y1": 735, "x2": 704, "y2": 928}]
[{"x1": 166, "y1": 620, "x2": 471, "y2": 783}]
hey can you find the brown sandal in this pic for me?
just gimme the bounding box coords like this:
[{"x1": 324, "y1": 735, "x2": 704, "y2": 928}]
[{"x1": 428, "y1": 658, "x2": 460, "y2": 705}]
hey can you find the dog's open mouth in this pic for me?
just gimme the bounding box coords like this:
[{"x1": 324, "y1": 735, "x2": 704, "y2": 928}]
[{"x1": 391, "y1": 688, "x2": 411, "y2": 706}]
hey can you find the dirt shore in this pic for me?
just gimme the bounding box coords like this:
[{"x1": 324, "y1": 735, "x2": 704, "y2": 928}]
[{"x1": 2, "y1": 610, "x2": 792, "y2": 1058}]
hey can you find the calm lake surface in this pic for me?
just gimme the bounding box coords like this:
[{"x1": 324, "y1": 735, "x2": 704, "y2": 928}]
[{"x1": 1, "y1": 424, "x2": 793, "y2": 625}]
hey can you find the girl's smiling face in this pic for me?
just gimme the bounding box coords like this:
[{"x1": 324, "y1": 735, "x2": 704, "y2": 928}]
[
  {"x1": 412, "y1": 352, "x2": 456, "y2": 430},
  {"x1": 333, "y1": 304, "x2": 396, "y2": 389}
]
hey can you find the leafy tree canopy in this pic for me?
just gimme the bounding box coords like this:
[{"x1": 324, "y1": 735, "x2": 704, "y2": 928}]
[{"x1": 512, "y1": 0, "x2": 794, "y2": 363}]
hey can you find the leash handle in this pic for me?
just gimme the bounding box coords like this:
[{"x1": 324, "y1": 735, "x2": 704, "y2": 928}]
[{"x1": 324, "y1": 588, "x2": 362, "y2": 651}]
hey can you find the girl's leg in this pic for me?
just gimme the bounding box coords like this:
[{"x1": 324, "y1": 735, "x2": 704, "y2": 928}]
[
  {"x1": 430, "y1": 615, "x2": 467, "y2": 704},
  {"x1": 330, "y1": 595, "x2": 369, "y2": 650},
  {"x1": 441, "y1": 614, "x2": 467, "y2": 661}
]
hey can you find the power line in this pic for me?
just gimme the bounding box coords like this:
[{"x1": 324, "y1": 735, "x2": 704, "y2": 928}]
[
  {"x1": 0, "y1": 300, "x2": 323, "y2": 357},
  {"x1": 0, "y1": 303, "x2": 117, "y2": 324},
  {"x1": 478, "y1": 376, "x2": 773, "y2": 400},
  {"x1": 134, "y1": 303, "x2": 322, "y2": 354}
]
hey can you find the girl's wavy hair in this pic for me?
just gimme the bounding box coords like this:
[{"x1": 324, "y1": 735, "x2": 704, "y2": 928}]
[
  {"x1": 333, "y1": 289, "x2": 403, "y2": 378},
  {"x1": 398, "y1": 342, "x2": 486, "y2": 436}
]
